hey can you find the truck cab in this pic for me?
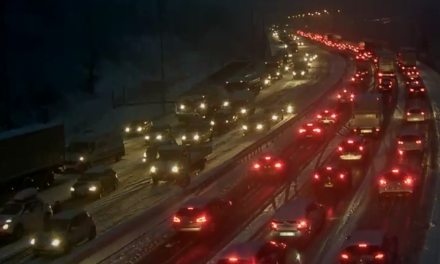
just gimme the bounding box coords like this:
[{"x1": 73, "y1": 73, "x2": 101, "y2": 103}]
[
  {"x1": 376, "y1": 50, "x2": 396, "y2": 79},
  {"x1": 0, "y1": 188, "x2": 52, "y2": 239},
  {"x1": 210, "y1": 110, "x2": 238, "y2": 134},
  {"x1": 65, "y1": 131, "x2": 125, "y2": 172},
  {"x1": 223, "y1": 82, "x2": 256, "y2": 117}
]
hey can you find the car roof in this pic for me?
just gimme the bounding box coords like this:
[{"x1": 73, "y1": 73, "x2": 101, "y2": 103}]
[
  {"x1": 344, "y1": 229, "x2": 385, "y2": 247},
  {"x1": 272, "y1": 198, "x2": 312, "y2": 220},
  {"x1": 181, "y1": 196, "x2": 214, "y2": 209},
  {"x1": 219, "y1": 241, "x2": 266, "y2": 260},
  {"x1": 52, "y1": 209, "x2": 86, "y2": 220},
  {"x1": 85, "y1": 166, "x2": 111, "y2": 174}
]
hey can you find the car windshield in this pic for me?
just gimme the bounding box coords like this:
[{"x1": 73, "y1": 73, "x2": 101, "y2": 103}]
[
  {"x1": 176, "y1": 208, "x2": 205, "y2": 218},
  {"x1": 79, "y1": 173, "x2": 102, "y2": 181},
  {"x1": 345, "y1": 245, "x2": 382, "y2": 256},
  {"x1": 158, "y1": 150, "x2": 181, "y2": 160},
  {"x1": 44, "y1": 219, "x2": 70, "y2": 232},
  {"x1": 67, "y1": 142, "x2": 90, "y2": 153},
  {"x1": 0, "y1": 203, "x2": 22, "y2": 215}
]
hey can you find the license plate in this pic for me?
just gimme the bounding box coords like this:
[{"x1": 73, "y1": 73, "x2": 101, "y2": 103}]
[
  {"x1": 325, "y1": 183, "x2": 333, "y2": 187},
  {"x1": 361, "y1": 129, "x2": 372, "y2": 133},
  {"x1": 279, "y1": 232, "x2": 295, "y2": 236},
  {"x1": 323, "y1": 120, "x2": 331, "y2": 123}
]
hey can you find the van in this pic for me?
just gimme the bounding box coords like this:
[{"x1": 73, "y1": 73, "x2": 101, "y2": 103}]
[{"x1": 65, "y1": 131, "x2": 125, "y2": 171}]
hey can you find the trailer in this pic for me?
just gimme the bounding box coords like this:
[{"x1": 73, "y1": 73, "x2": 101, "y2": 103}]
[
  {"x1": 350, "y1": 94, "x2": 383, "y2": 136},
  {"x1": 0, "y1": 123, "x2": 65, "y2": 191},
  {"x1": 398, "y1": 47, "x2": 417, "y2": 69},
  {"x1": 377, "y1": 50, "x2": 396, "y2": 78}
]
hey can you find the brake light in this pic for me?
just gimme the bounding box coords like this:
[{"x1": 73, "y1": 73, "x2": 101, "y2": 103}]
[
  {"x1": 313, "y1": 128, "x2": 321, "y2": 133},
  {"x1": 307, "y1": 123, "x2": 313, "y2": 126},
  {"x1": 356, "y1": 74, "x2": 359, "y2": 77},
  {"x1": 299, "y1": 129, "x2": 306, "y2": 133},
  {"x1": 275, "y1": 163, "x2": 282, "y2": 168},
  {"x1": 229, "y1": 258, "x2": 238, "y2": 262},
  {"x1": 254, "y1": 163, "x2": 260, "y2": 169},
  {"x1": 331, "y1": 114, "x2": 336, "y2": 118},
  {"x1": 338, "y1": 146, "x2": 343, "y2": 151},
  {"x1": 338, "y1": 94, "x2": 341, "y2": 98},
  {"x1": 187, "y1": 207, "x2": 194, "y2": 210},
  {"x1": 421, "y1": 88, "x2": 425, "y2": 92},
  {"x1": 410, "y1": 88, "x2": 414, "y2": 92},
  {"x1": 351, "y1": 77, "x2": 355, "y2": 81},
  {"x1": 350, "y1": 94, "x2": 354, "y2": 98},
  {"x1": 271, "y1": 221, "x2": 278, "y2": 230},
  {"x1": 379, "y1": 179, "x2": 387, "y2": 185},
  {"x1": 422, "y1": 112, "x2": 425, "y2": 115},
  {"x1": 392, "y1": 169, "x2": 399, "y2": 173},
  {"x1": 314, "y1": 174, "x2": 319, "y2": 179},
  {"x1": 359, "y1": 146, "x2": 363, "y2": 151},
  {"x1": 297, "y1": 220, "x2": 307, "y2": 229},
  {"x1": 416, "y1": 140, "x2": 422, "y2": 144},
  {"x1": 173, "y1": 216, "x2": 181, "y2": 223},
  {"x1": 343, "y1": 89, "x2": 347, "y2": 93},
  {"x1": 378, "y1": 73, "x2": 383, "y2": 77},
  {"x1": 326, "y1": 167, "x2": 332, "y2": 170},
  {"x1": 404, "y1": 177, "x2": 413, "y2": 185},
  {"x1": 375, "y1": 253, "x2": 384, "y2": 259},
  {"x1": 339, "y1": 174, "x2": 345, "y2": 179},
  {"x1": 407, "y1": 112, "x2": 410, "y2": 116},
  {"x1": 341, "y1": 254, "x2": 349, "y2": 259},
  {"x1": 317, "y1": 115, "x2": 322, "y2": 118},
  {"x1": 196, "y1": 216, "x2": 207, "y2": 223},
  {"x1": 348, "y1": 140, "x2": 354, "y2": 144},
  {"x1": 398, "y1": 141, "x2": 403, "y2": 144},
  {"x1": 265, "y1": 156, "x2": 271, "y2": 160},
  {"x1": 359, "y1": 244, "x2": 367, "y2": 248},
  {"x1": 399, "y1": 150, "x2": 403, "y2": 156}
]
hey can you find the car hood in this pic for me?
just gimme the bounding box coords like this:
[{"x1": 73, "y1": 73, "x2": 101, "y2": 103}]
[{"x1": 73, "y1": 181, "x2": 100, "y2": 188}]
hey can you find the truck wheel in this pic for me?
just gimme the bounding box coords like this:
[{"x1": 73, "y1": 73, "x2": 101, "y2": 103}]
[
  {"x1": 88, "y1": 225, "x2": 97, "y2": 241},
  {"x1": 13, "y1": 224, "x2": 24, "y2": 240}
]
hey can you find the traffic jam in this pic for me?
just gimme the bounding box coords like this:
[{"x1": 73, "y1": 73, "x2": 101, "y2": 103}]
[{"x1": 0, "y1": 18, "x2": 438, "y2": 264}]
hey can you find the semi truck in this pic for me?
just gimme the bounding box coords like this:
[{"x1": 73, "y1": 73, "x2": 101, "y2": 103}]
[
  {"x1": 376, "y1": 50, "x2": 396, "y2": 78},
  {"x1": 0, "y1": 123, "x2": 65, "y2": 192},
  {"x1": 350, "y1": 94, "x2": 383, "y2": 136},
  {"x1": 398, "y1": 47, "x2": 417, "y2": 70},
  {"x1": 149, "y1": 144, "x2": 212, "y2": 185}
]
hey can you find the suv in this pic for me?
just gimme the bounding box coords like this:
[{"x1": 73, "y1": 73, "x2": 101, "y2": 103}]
[
  {"x1": 216, "y1": 241, "x2": 292, "y2": 264},
  {"x1": 270, "y1": 198, "x2": 325, "y2": 245},
  {"x1": 0, "y1": 188, "x2": 52, "y2": 239},
  {"x1": 70, "y1": 166, "x2": 119, "y2": 199},
  {"x1": 172, "y1": 196, "x2": 231, "y2": 236},
  {"x1": 340, "y1": 229, "x2": 398, "y2": 263},
  {"x1": 31, "y1": 209, "x2": 96, "y2": 255}
]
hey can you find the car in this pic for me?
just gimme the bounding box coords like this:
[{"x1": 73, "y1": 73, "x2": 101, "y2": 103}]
[
  {"x1": 264, "y1": 61, "x2": 283, "y2": 80},
  {"x1": 172, "y1": 196, "x2": 231, "y2": 235},
  {"x1": 316, "y1": 109, "x2": 337, "y2": 124},
  {"x1": 249, "y1": 155, "x2": 285, "y2": 181},
  {"x1": 216, "y1": 241, "x2": 291, "y2": 264},
  {"x1": 378, "y1": 167, "x2": 414, "y2": 197},
  {"x1": 406, "y1": 107, "x2": 426, "y2": 122},
  {"x1": 312, "y1": 165, "x2": 352, "y2": 193},
  {"x1": 242, "y1": 112, "x2": 272, "y2": 135},
  {"x1": 270, "y1": 198, "x2": 325, "y2": 244},
  {"x1": 123, "y1": 120, "x2": 152, "y2": 136},
  {"x1": 70, "y1": 167, "x2": 119, "y2": 199},
  {"x1": 144, "y1": 124, "x2": 174, "y2": 145},
  {"x1": 0, "y1": 188, "x2": 53, "y2": 239},
  {"x1": 378, "y1": 77, "x2": 394, "y2": 92},
  {"x1": 264, "y1": 107, "x2": 285, "y2": 123},
  {"x1": 339, "y1": 229, "x2": 398, "y2": 263},
  {"x1": 337, "y1": 89, "x2": 354, "y2": 103},
  {"x1": 338, "y1": 137, "x2": 367, "y2": 161},
  {"x1": 181, "y1": 122, "x2": 214, "y2": 145},
  {"x1": 403, "y1": 69, "x2": 420, "y2": 81},
  {"x1": 351, "y1": 73, "x2": 364, "y2": 84},
  {"x1": 30, "y1": 209, "x2": 96, "y2": 255},
  {"x1": 292, "y1": 61, "x2": 309, "y2": 78},
  {"x1": 397, "y1": 128, "x2": 425, "y2": 156},
  {"x1": 408, "y1": 81, "x2": 426, "y2": 97},
  {"x1": 210, "y1": 111, "x2": 238, "y2": 133},
  {"x1": 356, "y1": 67, "x2": 369, "y2": 76},
  {"x1": 298, "y1": 122, "x2": 324, "y2": 139}
]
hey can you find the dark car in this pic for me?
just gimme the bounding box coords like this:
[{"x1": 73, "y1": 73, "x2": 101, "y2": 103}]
[
  {"x1": 403, "y1": 68, "x2": 420, "y2": 81},
  {"x1": 144, "y1": 124, "x2": 174, "y2": 145},
  {"x1": 172, "y1": 196, "x2": 231, "y2": 236},
  {"x1": 264, "y1": 107, "x2": 285, "y2": 123},
  {"x1": 210, "y1": 111, "x2": 238, "y2": 134},
  {"x1": 378, "y1": 167, "x2": 415, "y2": 198},
  {"x1": 216, "y1": 241, "x2": 292, "y2": 264},
  {"x1": 312, "y1": 165, "x2": 352, "y2": 194},
  {"x1": 242, "y1": 112, "x2": 272, "y2": 135},
  {"x1": 264, "y1": 61, "x2": 283, "y2": 80},
  {"x1": 338, "y1": 136, "x2": 367, "y2": 161},
  {"x1": 123, "y1": 120, "x2": 152, "y2": 136},
  {"x1": 249, "y1": 155, "x2": 286, "y2": 182},
  {"x1": 70, "y1": 167, "x2": 119, "y2": 199},
  {"x1": 298, "y1": 122, "x2": 324, "y2": 139},
  {"x1": 407, "y1": 81, "x2": 426, "y2": 97}
]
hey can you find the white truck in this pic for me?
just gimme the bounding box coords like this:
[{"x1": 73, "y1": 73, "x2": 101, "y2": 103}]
[
  {"x1": 350, "y1": 94, "x2": 383, "y2": 136},
  {"x1": 65, "y1": 130, "x2": 125, "y2": 172},
  {"x1": 0, "y1": 188, "x2": 53, "y2": 239},
  {"x1": 377, "y1": 49, "x2": 396, "y2": 78},
  {"x1": 149, "y1": 144, "x2": 212, "y2": 185}
]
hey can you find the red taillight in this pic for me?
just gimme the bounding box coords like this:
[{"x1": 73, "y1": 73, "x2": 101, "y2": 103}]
[
  {"x1": 348, "y1": 140, "x2": 354, "y2": 144},
  {"x1": 196, "y1": 216, "x2": 207, "y2": 223},
  {"x1": 359, "y1": 146, "x2": 363, "y2": 151},
  {"x1": 379, "y1": 179, "x2": 387, "y2": 185},
  {"x1": 299, "y1": 129, "x2": 306, "y2": 133},
  {"x1": 399, "y1": 150, "x2": 403, "y2": 155},
  {"x1": 314, "y1": 174, "x2": 319, "y2": 179},
  {"x1": 421, "y1": 88, "x2": 425, "y2": 92},
  {"x1": 339, "y1": 174, "x2": 345, "y2": 179},
  {"x1": 378, "y1": 73, "x2": 383, "y2": 77},
  {"x1": 338, "y1": 146, "x2": 343, "y2": 151},
  {"x1": 275, "y1": 163, "x2": 282, "y2": 168},
  {"x1": 407, "y1": 112, "x2": 410, "y2": 116},
  {"x1": 313, "y1": 128, "x2": 321, "y2": 133},
  {"x1": 416, "y1": 140, "x2": 422, "y2": 144},
  {"x1": 331, "y1": 114, "x2": 336, "y2": 118},
  {"x1": 341, "y1": 254, "x2": 349, "y2": 259},
  {"x1": 228, "y1": 258, "x2": 238, "y2": 262},
  {"x1": 375, "y1": 253, "x2": 384, "y2": 259},
  {"x1": 173, "y1": 216, "x2": 181, "y2": 223},
  {"x1": 359, "y1": 243, "x2": 367, "y2": 247},
  {"x1": 338, "y1": 94, "x2": 341, "y2": 98},
  {"x1": 317, "y1": 115, "x2": 322, "y2": 118},
  {"x1": 392, "y1": 169, "x2": 399, "y2": 173},
  {"x1": 254, "y1": 163, "x2": 260, "y2": 169},
  {"x1": 326, "y1": 167, "x2": 332, "y2": 170},
  {"x1": 351, "y1": 77, "x2": 355, "y2": 81},
  {"x1": 422, "y1": 112, "x2": 425, "y2": 115},
  {"x1": 404, "y1": 177, "x2": 413, "y2": 185},
  {"x1": 271, "y1": 222, "x2": 278, "y2": 230},
  {"x1": 398, "y1": 141, "x2": 403, "y2": 144},
  {"x1": 350, "y1": 94, "x2": 354, "y2": 98},
  {"x1": 297, "y1": 220, "x2": 307, "y2": 229},
  {"x1": 265, "y1": 156, "x2": 271, "y2": 160}
]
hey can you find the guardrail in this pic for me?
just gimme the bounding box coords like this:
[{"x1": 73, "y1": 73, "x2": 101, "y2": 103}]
[{"x1": 52, "y1": 44, "x2": 353, "y2": 264}]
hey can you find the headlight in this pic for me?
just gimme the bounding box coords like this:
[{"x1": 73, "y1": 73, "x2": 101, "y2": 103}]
[
  {"x1": 145, "y1": 135, "x2": 150, "y2": 140},
  {"x1": 264, "y1": 79, "x2": 270, "y2": 84},
  {"x1": 143, "y1": 152, "x2": 146, "y2": 158},
  {"x1": 287, "y1": 106, "x2": 293, "y2": 113},
  {"x1": 2, "y1": 224, "x2": 8, "y2": 230},
  {"x1": 79, "y1": 156, "x2": 84, "y2": 161},
  {"x1": 194, "y1": 135, "x2": 200, "y2": 140},
  {"x1": 272, "y1": 115, "x2": 278, "y2": 120},
  {"x1": 284, "y1": 66, "x2": 289, "y2": 71},
  {"x1": 156, "y1": 135, "x2": 162, "y2": 140},
  {"x1": 150, "y1": 166, "x2": 156, "y2": 173},
  {"x1": 5, "y1": 219, "x2": 11, "y2": 223},
  {"x1": 268, "y1": 76, "x2": 271, "y2": 79},
  {"x1": 223, "y1": 101, "x2": 229, "y2": 106},
  {"x1": 171, "y1": 166, "x2": 179, "y2": 173},
  {"x1": 137, "y1": 127, "x2": 142, "y2": 132},
  {"x1": 180, "y1": 105, "x2": 185, "y2": 110},
  {"x1": 30, "y1": 238, "x2": 35, "y2": 245},
  {"x1": 242, "y1": 125, "x2": 248, "y2": 130},
  {"x1": 210, "y1": 121, "x2": 215, "y2": 125},
  {"x1": 307, "y1": 62, "x2": 311, "y2": 66},
  {"x1": 70, "y1": 187, "x2": 75, "y2": 192},
  {"x1": 182, "y1": 135, "x2": 187, "y2": 140},
  {"x1": 293, "y1": 72, "x2": 297, "y2": 75},
  {"x1": 284, "y1": 44, "x2": 287, "y2": 48},
  {"x1": 51, "y1": 239, "x2": 60, "y2": 247},
  {"x1": 200, "y1": 103, "x2": 206, "y2": 109},
  {"x1": 276, "y1": 72, "x2": 280, "y2": 76},
  {"x1": 301, "y1": 71, "x2": 305, "y2": 75},
  {"x1": 125, "y1": 127, "x2": 130, "y2": 132},
  {"x1": 241, "y1": 109, "x2": 247, "y2": 114},
  {"x1": 88, "y1": 186, "x2": 97, "y2": 192},
  {"x1": 257, "y1": 124, "x2": 263, "y2": 130},
  {"x1": 306, "y1": 53, "x2": 309, "y2": 56},
  {"x1": 288, "y1": 54, "x2": 292, "y2": 57}
]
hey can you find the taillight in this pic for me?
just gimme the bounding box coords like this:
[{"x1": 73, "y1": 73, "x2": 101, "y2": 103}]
[
  {"x1": 421, "y1": 88, "x2": 425, "y2": 92},
  {"x1": 173, "y1": 216, "x2": 181, "y2": 223},
  {"x1": 314, "y1": 174, "x2": 319, "y2": 179},
  {"x1": 378, "y1": 73, "x2": 383, "y2": 77},
  {"x1": 407, "y1": 112, "x2": 410, "y2": 116},
  {"x1": 299, "y1": 129, "x2": 306, "y2": 133},
  {"x1": 338, "y1": 146, "x2": 343, "y2": 151},
  {"x1": 404, "y1": 177, "x2": 413, "y2": 185},
  {"x1": 379, "y1": 178, "x2": 387, "y2": 185},
  {"x1": 341, "y1": 254, "x2": 349, "y2": 259},
  {"x1": 313, "y1": 128, "x2": 321, "y2": 133},
  {"x1": 351, "y1": 77, "x2": 355, "y2": 81},
  {"x1": 228, "y1": 257, "x2": 238, "y2": 262},
  {"x1": 275, "y1": 163, "x2": 282, "y2": 168},
  {"x1": 421, "y1": 112, "x2": 425, "y2": 115},
  {"x1": 399, "y1": 150, "x2": 403, "y2": 156},
  {"x1": 398, "y1": 141, "x2": 403, "y2": 144},
  {"x1": 359, "y1": 146, "x2": 363, "y2": 151},
  {"x1": 416, "y1": 140, "x2": 422, "y2": 144},
  {"x1": 339, "y1": 174, "x2": 345, "y2": 179},
  {"x1": 254, "y1": 163, "x2": 260, "y2": 169},
  {"x1": 297, "y1": 220, "x2": 307, "y2": 229},
  {"x1": 350, "y1": 94, "x2": 354, "y2": 98},
  {"x1": 196, "y1": 216, "x2": 207, "y2": 223},
  {"x1": 331, "y1": 114, "x2": 336, "y2": 118},
  {"x1": 359, "y1": 244, "x2": 367, "y2": 247},
  {"x1": 271, "y1": 222, "x2": 278, "y2": 230},
  {"x1": 337, "y1": 94, "x2": 341, "y2": 98},
  {"x1": 410, "y1": 88, "x2": 414, "y2": 92},
  {"x1": 375, "y1": 253, "x2": 384, "y2": 259}
]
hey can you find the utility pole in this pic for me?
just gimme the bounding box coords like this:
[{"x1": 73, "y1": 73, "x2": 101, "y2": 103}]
[
  {"x1": 158, "y1": 0, "x2": 166, "y2": 114},
  {"x1": 0, "y1": 0, "x2": 11, "y2": 129}
]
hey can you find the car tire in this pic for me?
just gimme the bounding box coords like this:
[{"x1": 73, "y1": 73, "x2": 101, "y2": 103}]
[
  {"x1": 89, "y1": 226, "x2": 97, "y2": 241},
  {"x1": 13, "y1": 224, "x2": 24, "y2": 240}
]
